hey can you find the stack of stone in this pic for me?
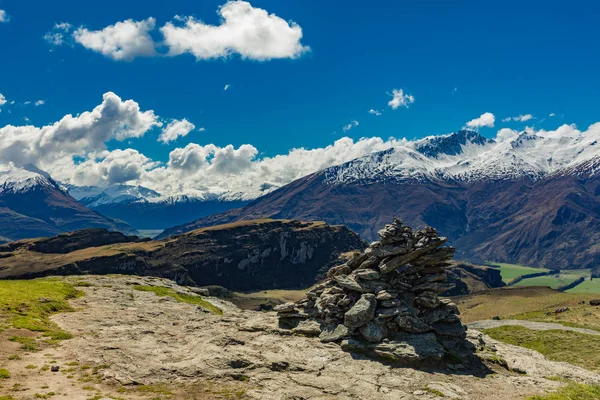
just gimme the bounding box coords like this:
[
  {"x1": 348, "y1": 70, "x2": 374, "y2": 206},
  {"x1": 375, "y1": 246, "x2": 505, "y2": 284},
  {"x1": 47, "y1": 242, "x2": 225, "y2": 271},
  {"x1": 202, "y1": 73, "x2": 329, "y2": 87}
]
[{"x1": 276, "y1": 218, "x2": 466, "y2": 357}]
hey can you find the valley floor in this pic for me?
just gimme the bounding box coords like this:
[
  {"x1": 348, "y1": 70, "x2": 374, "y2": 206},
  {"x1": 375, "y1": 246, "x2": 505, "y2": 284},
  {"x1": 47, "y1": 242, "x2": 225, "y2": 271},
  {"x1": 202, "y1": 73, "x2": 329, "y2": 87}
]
[{"x1": 1, "y1": 276, "x2": 600, "y2": 400}]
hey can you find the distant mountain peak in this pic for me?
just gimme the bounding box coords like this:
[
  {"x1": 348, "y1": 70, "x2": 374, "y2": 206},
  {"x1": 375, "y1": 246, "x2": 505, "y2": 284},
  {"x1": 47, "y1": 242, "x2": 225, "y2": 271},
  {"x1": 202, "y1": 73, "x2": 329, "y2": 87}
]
[{"x1": 415, "y1": 130, "x2": 494, "y2": 158}]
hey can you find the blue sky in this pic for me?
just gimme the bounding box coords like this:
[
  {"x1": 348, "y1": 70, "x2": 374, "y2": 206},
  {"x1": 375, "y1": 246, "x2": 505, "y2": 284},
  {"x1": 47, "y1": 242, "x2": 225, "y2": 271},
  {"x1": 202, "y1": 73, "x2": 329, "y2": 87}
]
[{"x1": 0, "y1": 0, "x2": 599, "y2": 195}]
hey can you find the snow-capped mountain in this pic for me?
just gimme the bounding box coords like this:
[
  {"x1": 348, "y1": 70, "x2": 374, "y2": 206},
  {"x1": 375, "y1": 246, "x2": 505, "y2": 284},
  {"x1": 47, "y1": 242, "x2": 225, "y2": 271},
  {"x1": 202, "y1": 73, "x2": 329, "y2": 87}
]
[
  {"x1": 161, "y1": 129, "x2": 600, "y2": 271},
  {"x1": 0, "y1": 164, "x2": 136, "y2": 243},
  {"x1": 323, "y1": 129, "x2": 600, "y2": 185},
  {"x1": 65, "y1": 183, "x2": 248, "y2": 230}
]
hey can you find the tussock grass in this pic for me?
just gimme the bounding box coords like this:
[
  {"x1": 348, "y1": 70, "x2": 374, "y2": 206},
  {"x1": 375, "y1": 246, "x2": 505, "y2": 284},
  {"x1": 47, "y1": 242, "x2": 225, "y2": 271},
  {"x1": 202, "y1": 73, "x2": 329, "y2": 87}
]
[
  {"x1": 0, "y1": 278, "x2": 81, "y2": 344},
  {"x1": 133, "y1": 285, "x2": 222, "y2": 315},
  {"x1": 484, "y1": 326, "x2": 600, "y2": 372},
  {"x1": 527, "y1": 383, "x2": 600, "y2": 399}
]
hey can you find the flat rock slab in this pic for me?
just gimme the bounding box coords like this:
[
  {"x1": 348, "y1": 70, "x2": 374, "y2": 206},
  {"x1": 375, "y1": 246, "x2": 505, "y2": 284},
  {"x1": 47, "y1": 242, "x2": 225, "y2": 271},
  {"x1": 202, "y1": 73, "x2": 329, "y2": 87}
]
[
  {"x1": 468, "y1": 320, "x2": 600, "y2": 336},
  {"x1": 44, "y1": 275, "x2": 600, "y2": 400}
]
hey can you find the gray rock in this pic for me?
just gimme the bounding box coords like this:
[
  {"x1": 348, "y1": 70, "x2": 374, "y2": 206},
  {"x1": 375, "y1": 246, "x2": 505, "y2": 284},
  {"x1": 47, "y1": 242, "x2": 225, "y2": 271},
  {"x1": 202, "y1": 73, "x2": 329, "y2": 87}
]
[
  {"x1": 319, "y1": 324, "x2": 349, "y2": 343},
  {"x1": 354, "y1": 269, "x2": 381, "y2": 281},
  {"x1": 376, "y1": 306, "x2": 408, "y2": 318},
  {"x1": 431, "y1": 321, "x2": 466, "y2": 338},
  {"x1": 421, "y1": 304, "x2": 459, "y2": 325},
  {"x1": 273, "y1": 302, "x2": 297, "y2": 313},
  {"x1": 344, "y1": 294, "x2": 376, "y2": 328},
  {"x1": 395, "y1": 314, "x2": 432, "y2": 333},
  {"x1": 379, "y1": 237, "x2": 447, "y2": 274},
  {"x1": 292, "y1": 320, "x2": 322, "y2": 336},
  {"x1": 333, "y1": 275, "x2": 367, "y2": 292},
  {"x1": 414, "y1": 291, "x2": 440, "y2": 309},
  {"x1": 360, "y1": 322, "x2": 387, "y2": 343},
  {"x1": 341, "y1": 333, "x2": 445, "y2": 366},
  {"x1": 376, "y1": 290, "x2": 397, "y2": 301},
  {"x1": 380, "y1": 298, "x2": 403, "y2": 308}
]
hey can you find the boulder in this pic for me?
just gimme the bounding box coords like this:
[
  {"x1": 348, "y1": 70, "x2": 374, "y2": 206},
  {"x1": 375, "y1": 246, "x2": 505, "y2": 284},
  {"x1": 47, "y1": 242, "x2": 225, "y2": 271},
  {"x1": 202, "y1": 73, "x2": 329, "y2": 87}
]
[{"x1": 344, "y1": 294, "x2": 376, "y2": 328}]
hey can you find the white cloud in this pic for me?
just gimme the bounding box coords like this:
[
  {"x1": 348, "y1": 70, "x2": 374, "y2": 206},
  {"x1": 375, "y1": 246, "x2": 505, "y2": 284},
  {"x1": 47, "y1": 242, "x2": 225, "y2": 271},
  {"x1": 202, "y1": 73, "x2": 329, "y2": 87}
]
[
  {"x1": 496, "y1": 128, "x2": 519, "y2": 142},
  {"x1": 342, "y1": 120, "x2": 359, "y2": 132},
  {"x1": 369, "y1": 109, "x2": 382, "y2": 116},
  {"x1": 0, "y1": 92, "x2": 159, "y2": 170},
  {"x1": 465, "y1": 112, "x2": 495, "y2": 129},
  {"x1": 158, "y1": 118, "x2": 196, "y2": 144},
  {"x1": 388, "y1": 89, "x2": 414, "y2": 110},
  {"x1": 73, "y1": 18, "x2": 156, "y2": 61},
  {"x1": 44, "y1": 22, "x2": 73, "y2": 46},
  {"x1": 224, "y1": 84, "x2": 231, "y2": 91},
  {"x1": 502, "y1": 114, "x2": 534, "y2": 123},
  {"x1": 549, "y1": 113, "x2": 556, "y2": 117},
  {"x1": 0, "y1": 9, "x2": 9, "y2": 23},
  {"x1": 0, "y1": 93, "x2": 6, "y2": 107},
  {"x1": 24, "y1": 101, "x2": 31, "y2": 105},
  {"x1": 72, "y1": 149, "x2": 157, "y2": 186},
  {"x1": 161, "y1": 1, "x2": 309, "y2": 60},
  {"x1": 35, "y1": 100, "x2": 45, "y2": 106}
]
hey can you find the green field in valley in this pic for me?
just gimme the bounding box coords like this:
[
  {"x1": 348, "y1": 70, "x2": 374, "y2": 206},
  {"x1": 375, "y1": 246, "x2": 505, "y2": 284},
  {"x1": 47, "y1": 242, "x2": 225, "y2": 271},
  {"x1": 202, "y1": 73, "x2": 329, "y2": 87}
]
[
  {"x1": 487, "y1": 262, "x2": 550, "y2": 283},
  {"x1": 566, "y1": 279, "x2": 600, "y2": 294},
  {"x1": 487, "y1": 262, "x2": 600, "y2": 293}
]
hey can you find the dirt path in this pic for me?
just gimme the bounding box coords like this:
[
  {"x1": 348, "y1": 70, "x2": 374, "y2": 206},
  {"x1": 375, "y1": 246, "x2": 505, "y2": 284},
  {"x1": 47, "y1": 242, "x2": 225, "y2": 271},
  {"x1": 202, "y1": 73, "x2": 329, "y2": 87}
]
[{"x1": 468, "y1": 319, "x2": 600, "y2": 336}]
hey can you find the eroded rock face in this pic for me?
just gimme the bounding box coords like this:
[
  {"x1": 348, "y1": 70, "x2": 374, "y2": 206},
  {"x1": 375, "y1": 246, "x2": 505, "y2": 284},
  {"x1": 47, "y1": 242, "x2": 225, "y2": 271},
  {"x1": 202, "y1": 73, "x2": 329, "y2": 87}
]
[{"x1": 277, "y1": 218, "x2": 466, "y2": 364}]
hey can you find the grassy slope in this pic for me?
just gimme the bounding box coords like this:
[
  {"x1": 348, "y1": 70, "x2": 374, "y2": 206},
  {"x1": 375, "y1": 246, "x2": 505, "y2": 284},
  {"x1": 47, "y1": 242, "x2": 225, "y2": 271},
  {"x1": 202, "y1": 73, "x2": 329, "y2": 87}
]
[
  {"x1": 484, "y1": 325, "x2": 600, "y2": 372},
  {"x1": 527, "y1": 383, "x2": 600, "y2": 400},
  {"x1": 0, "y1": 279, "x2": 81, "y2": 343},
  {"x1": 489, "y1": 262, "x2": 550, "y2": 283},
  {"x1": 456, "y1": 287, "x2": 600, "y2": 328},
  {"x1": 567, "y1": 279, "x2": 600, "y2": 294}
]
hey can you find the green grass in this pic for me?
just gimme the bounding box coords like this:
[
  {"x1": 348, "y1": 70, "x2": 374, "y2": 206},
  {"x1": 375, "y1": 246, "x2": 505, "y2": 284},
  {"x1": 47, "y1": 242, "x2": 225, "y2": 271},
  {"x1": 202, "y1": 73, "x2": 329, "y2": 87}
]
[
  {"x1": 566, "y1": 279, "x2": 600, "y2": 294},
  {"x1": 133, "y1": 286, "x2": 222, "y2": 315},
  {"x1": 483, "y1": 326, "x2": 600, "y2": 372},
  {"x1": 0, "y1": 368, "x2": 10, "y2": 378},
  {"x1": 527, "y1": 383, "x2": 600, "y2": 399},
  {"x1": 487, "y1": 262, "x2": 549, "y2": 283},
  {"x1": 514, "y1": 274, "x2": 580, "y2": 289},
  {"x1": 0, "y1": 278, "x2": 82, "y2": 341}
]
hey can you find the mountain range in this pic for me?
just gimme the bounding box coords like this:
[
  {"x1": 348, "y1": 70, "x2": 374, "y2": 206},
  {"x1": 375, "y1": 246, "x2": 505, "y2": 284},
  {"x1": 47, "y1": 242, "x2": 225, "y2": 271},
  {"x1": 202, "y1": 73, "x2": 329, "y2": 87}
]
[
  {"x1": 0, "y1": 164, "x2": 135, "y2": 243},
  {"x1": 158, "y1": 129, "x2": 600, "y2": 271},
  {"x1": 67, "y1": 184, "x2": 247, "y2": 230}
]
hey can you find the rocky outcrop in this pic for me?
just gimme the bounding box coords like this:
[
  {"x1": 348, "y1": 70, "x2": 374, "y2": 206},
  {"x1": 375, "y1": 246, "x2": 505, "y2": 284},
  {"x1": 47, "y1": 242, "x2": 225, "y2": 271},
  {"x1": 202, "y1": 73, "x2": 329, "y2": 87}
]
[
  {"x1": 276, "y1": 218, "x2": 467, "y2": 365},
  {"x1": 0, "y1": 228, "x2": 146, "y2": 254},
  {"x1": 443, "y1": 262, "x2": 506, "y2": 296},
  {"x1": 0, "y1": 219, "x2": 366, "y2": 292}
]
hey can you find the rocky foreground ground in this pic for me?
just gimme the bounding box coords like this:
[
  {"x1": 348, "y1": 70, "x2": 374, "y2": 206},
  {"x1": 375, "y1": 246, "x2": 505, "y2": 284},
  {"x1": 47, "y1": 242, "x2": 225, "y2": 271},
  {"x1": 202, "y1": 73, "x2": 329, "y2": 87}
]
[{"x1": 3, "y1": 275, "x2": 600, "y2": 400}]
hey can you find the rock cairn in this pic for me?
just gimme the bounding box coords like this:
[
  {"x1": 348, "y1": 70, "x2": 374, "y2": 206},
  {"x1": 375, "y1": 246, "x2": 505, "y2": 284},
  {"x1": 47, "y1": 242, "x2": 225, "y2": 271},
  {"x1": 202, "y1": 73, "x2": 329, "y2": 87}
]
[{"x1": 276, "y1": 218, "x2": 467, "y2": 363}]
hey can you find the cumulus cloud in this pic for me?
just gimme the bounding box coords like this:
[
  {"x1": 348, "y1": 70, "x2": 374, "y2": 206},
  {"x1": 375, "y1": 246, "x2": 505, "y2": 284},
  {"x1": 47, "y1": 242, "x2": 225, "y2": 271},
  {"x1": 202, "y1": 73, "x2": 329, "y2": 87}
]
[
  {"x1": 369, "y1": 109, "x2": 382, "y2": 116},
  {"x1": 496, "y1": 128, "x2": 519, "y2": 142},
  {"x1": 0, "y1": 9, "x2": 9, "y2": 23},
  {"x1": 465, "y1": 112, "x2": 495, "y2": 129},
  {"x1": 0, "y1": 93, "x2": 6, "y2": 107},
  {"x1": 72, "y1": 149, "x2": 157, "y2": 186},
  {"x1": 34, "y1": 100, "x2": 45, "y2": 106},
  {"x1": 502, "y1": 114, "x2": 534, "y2": 123},
  {"x1": 161, "y1": 1, "x2": 309, "y2": 61},
  {"x1": 44, "y1": 22, "x2": 73, "y2": 46},
  {"x1": 0, "y1": 92, "x2": 159, "y2": 171},
  {"x1": 342, "y1": 120, "x2": 359, "y2": 132},
  {"x1": 549, "y1": 113, "x2": 556, "y2": 117},
  {"x1": 224, "y1": 84, "x2": 231, "y2": 91},
  {"x1": 158, "y1": 118, "x2": 196, "y2": 144},
  {"x1": 388, "y1": 89, "x2": 414, "y2": 110},
  {"x1": 73, "y1": 18, "x2": 156, "y2": 61}
]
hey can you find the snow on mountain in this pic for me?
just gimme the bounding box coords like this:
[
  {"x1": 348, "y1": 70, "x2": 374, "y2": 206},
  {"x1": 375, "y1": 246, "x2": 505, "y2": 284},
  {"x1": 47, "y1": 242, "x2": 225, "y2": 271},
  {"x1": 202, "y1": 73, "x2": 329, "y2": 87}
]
[
  {"x1": 68, "y1": 184, "x2": 163, "y2": 207},
  {"x1": 324, "y1": 128, "x2": 600, "y2": 186},
  {"x1": 0, "y1": 163, "x2": 58, "y2": 194}
]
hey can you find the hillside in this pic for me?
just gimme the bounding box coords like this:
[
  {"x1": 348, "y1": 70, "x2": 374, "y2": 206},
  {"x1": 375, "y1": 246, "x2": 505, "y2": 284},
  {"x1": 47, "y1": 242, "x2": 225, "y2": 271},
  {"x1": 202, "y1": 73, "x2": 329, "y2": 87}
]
[
  {"x1": 159, "y1": 130, "x2": 600, "y2": 270},
  {"x1": 0, "y1": 219, "x2": 366, "y2": 291},
  {"x1": 0, "y1": 164, "x2": 136, "y2": 241}
]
